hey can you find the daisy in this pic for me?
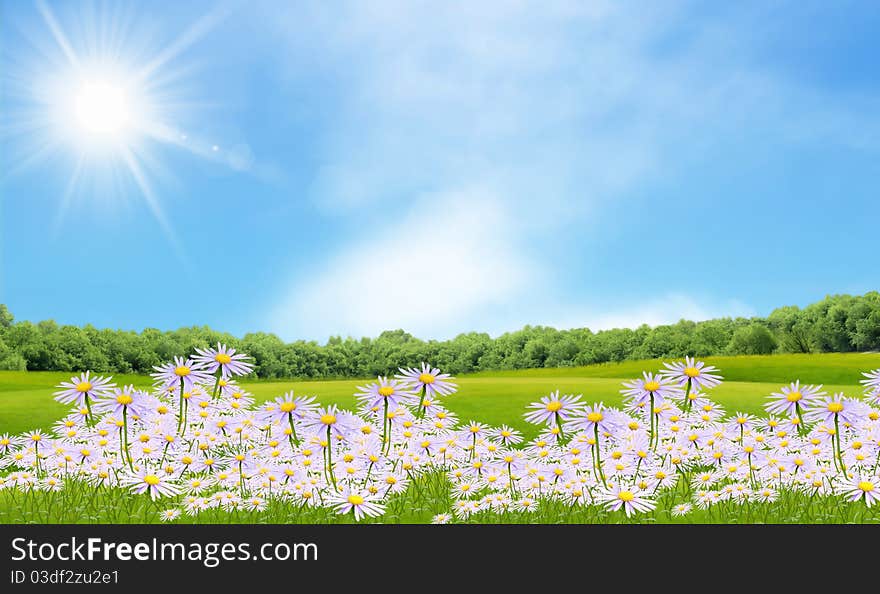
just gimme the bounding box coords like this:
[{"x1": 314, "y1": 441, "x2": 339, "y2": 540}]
[
  {"x1": 671, "y1": 503, "x2": 692, "y2": 516},
  {"x1": 842, "y1": 475, "x2": 880, "y2": 507},
  {"x1": 600, "y1": 484, "x2": 656, "y2": 517},
  {"x1": 53, "y1": 371, "x2": 116, "y2": 408},
  {"x1": 302, "y1": 406, "x2": 358, "y2": 440},
  {"x1": 805, "y1": 394, "x2": 866, "y2": 426},
  {"x1": 0, "y1": 433, "x2": 23, "y2": 454},
  {"x1": 243, "y1": 496, "x2": 268, "y2": 512},
  {"x1": 753, "y1": 486, "x2": 778, "y2": 503},
  {"x1": 41, "y1": 476, "x2": 64, "y2": 492},
  {"x1": 396, "y1": 363, "x2": 457, "y2": 398},
  {"x1": 621, "y1": 372, "x2": 681, "y2": 407},
  {"x1": 94, "y1": 385, "x2": 151, "y2": 418},
  {"x1": 192, "y1": 343, "x2": 254, "y2": 378},
  {"x1": 488, "y1": 425, "x2": 523, "y2": 446},
  {"x1": 432, "y1": 513, "x2": 452, "y2": 524},
  {"x1": 330, "y1": 487, "x2": 385, "y2": 521},
  {"x1": 150, "y1": 356, "x2": 212, "y2": 392},
  {"x1": 259, "y1": 392, "x2": 319, "y2": 425},
  {"x1": 765, "y1": 381, "x2": 826, "y2": 418},
  {"x1": 661, "y1": 357, "x2": 723, "y2": 392},
  {"x1": 159, "y1": 509, "x2": 181, "y2": 522},
  {"x1": 355, "y1": 377, "x2": 416, "y2": 410},
  {"x1": 513, "y1": 497, "x2": 538, "y2": 513},
  {"x1": 523, "y1": 391, "x2": 584, "y2": 427},
  {"x1": 861, "y1": 369, "x2": 880, "y2": 394},
  {"x1": 121, "y1": 468, "x2": 180, "y2": 500},
  {"x1": 564, "y1": 402, "x2": 618, "y2": 435},
  {"x1": 463, "y1": 421, "x2": 488, "y2": 440}
]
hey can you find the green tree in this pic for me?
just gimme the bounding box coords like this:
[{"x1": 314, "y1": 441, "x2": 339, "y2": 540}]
[{"x1": 727, "y1": 323, "x2": 778, "y2": 355}]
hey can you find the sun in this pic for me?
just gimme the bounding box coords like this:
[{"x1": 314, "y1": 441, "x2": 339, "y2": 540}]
[
  {"x1": 73, "y1": 81, "x2": 131, "y2": 136},
  {"x1": 3, "y1": 1, "x2": 232, "y2": 253}
]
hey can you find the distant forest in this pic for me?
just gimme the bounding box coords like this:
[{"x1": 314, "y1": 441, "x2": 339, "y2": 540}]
[{"x1": 0, "y1": 292, "x2": 878, "y2": 379}]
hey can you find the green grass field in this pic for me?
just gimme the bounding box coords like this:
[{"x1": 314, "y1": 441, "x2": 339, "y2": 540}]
[
  {"x1": 3, "y1": 352, "x2": 879, "y2": 524},
  {"x1": 2, "y1": 352, "x2": 877, "y2": 438}
]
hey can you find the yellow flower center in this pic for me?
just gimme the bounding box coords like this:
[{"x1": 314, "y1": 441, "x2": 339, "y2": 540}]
[
  {"x1": 215, "y1": 353, "x2": 232, "y2": 364},
  {"x1": 786, "y1": 391, "x2": 802, "y2": 402},
  {"x1": 280, "y1": 402, "x2": 296, "y2": 413},
  {"x1": 320, "y1": 414, "x2": 337, "y2": 425},
  {"x1": 545, "y1": 400, "x2": 563, "y2": 412},
  {"x1": 827, "y1": 402, "x2": 844, "y2": 413},
  {"x1": 76, "y1": 382, "x2": 93, "y2": 393},
  {"x1": 684, "y1": 366, "x2": 700, "y2": 378},
  {"x1": 116, "y1": 394, "x2": 133, "y2": 405},
  {"x1": 618, "y1": 490, "x2": 635, "y2": 502},
  {"x1": 643, "y1": 381, "x2": 660, "y2": 392},
  {"x1": 418, "y1": 373, "x2": 435, "y2": 384},
  {"x1": 144, "y1": 475, "x2": 161, "y2": 486},
  {"x1": 858, "y1": 481, "x2": 874, "y2": 492},
  {"x1": 587, "y1": 412, "x2": 603, "y2": 423},
  {"x1": 347, "y1": 494, "x2": 364, "y2": 505},
  {"x1": 378, "y1": 386, "x2": 395, "y2": 397},
  {"x1": 174, "y1": 366, "x2": 191, "y2": 377}
]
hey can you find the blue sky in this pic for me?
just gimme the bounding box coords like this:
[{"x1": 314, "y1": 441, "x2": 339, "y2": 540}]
[{"x1": 1, "y1": 0, "x2": 879, "y2": 341}]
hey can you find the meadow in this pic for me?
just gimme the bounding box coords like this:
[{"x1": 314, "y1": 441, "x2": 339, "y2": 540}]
[
  {"x1": 3, "y1": 352, "x2": 878, "y2": 437},
  {"x1": 2, "y1": 352, "x2": 880, "y2": 524}
]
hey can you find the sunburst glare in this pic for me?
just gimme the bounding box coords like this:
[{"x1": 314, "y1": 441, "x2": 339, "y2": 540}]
[{"x1": 1, "y1": 0, "x2": 232, "y2": 252}]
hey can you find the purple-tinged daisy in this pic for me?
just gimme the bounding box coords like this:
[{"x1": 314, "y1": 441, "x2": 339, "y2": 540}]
[
  {"x1": 121, "y1": 468, "x2": 180, "y2": 500},
  {"x1": 843, "y1": 475, "x2": 880, "y2": 507},
  {"x1": 861, "y1": 368, "x2": 880, "y2": 393},
  {"x1": 805, "y1": 394, "x2": 867, "y2": 426},
  {"x1": 159, "y1": 509, "x2": 181, "y2": 522},
  {"x1": 94, "y1": 385, "x2": 151, "y2": 418},
  {"x1": 0, "y1": 433, "x2": 23, "y2": 454},
  {"x1": 621, "y1": 372, "x2": 682, "y2": 407},
  {"x1": 660, "y1": 357, "x2": 723, "y2": 392},
  {"x1": 600, "y1": 484, "x2": 656, "y2": 516},
  {"x1": 53, "y1": 371, "x2": 115, "y2": 408},
  {"x1": 431, "y1": 513, "x2": 452, "y2": 524},
  {"x1": 301, "y1": 405, "x2": 358, "y2": 439},
  {"x1": 671, "y1": 503, "x2": 692, "y2": 516},
  {"x1": 151, "y1": 356, "x2": 212, "y2": 392},
  {"x1": 396, "y1": 363, "x2": 457, "y2": 398},
  {"x1": 193, "y1": 343, "x2": 254, "y2": 378},
  {"x1": 330, "y1": 487, "x2": 386, "y2": 521},
  {"x1": 523, "y1": 391, "x2": 584, "y2": 426},
  {"x1": 259, "y1": 392, "x2": 319, "y2": 424},
  {"x1": 765, "y1": 381, "x2": 826, "y2": 417},
  {"x1": 564, "y1": 402, "x2": 619, "y2": 435},
  {"x1": 355, "y1": 377, "x2": 416, "y2": 410},
  {"x1": 488, "y1": 425, "x2": 523, "y2": 446}
]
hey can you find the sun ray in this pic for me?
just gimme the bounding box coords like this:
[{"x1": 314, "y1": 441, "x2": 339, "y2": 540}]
[
  {"x1": 135, "y1": 4, "x2": 233, "y2": 84},
  {"x1": 50, "y1": 153, "x2": 87, "y2": 238},
  {"x1": 120, "y1": 146, "x2": 188, "y2": 264},
  {"x1": 36, "y1": 0, "x2": 80, "y2": 69}
]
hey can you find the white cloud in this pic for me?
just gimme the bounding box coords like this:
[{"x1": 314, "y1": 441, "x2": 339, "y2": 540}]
[{"x1": 271, "y1": 188, "x2": 537, "y2": 339}]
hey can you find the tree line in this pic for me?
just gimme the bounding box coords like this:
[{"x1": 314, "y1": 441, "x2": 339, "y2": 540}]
[{"x1": 0, "y1": 292, "x2": 878, "y2": 379}]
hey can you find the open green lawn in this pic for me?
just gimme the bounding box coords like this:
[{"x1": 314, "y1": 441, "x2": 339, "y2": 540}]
[{"x1": 2, "y1": 352, "x2": 877, "y2": 437}]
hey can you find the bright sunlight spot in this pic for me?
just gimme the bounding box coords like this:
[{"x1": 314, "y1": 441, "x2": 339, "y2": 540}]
[{"x1": 73, "y1": 81, "x2": 130, "y2": 136}]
